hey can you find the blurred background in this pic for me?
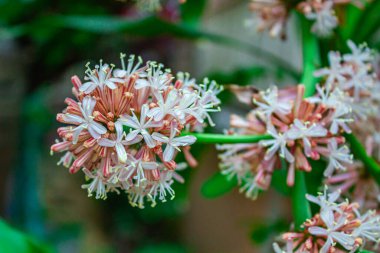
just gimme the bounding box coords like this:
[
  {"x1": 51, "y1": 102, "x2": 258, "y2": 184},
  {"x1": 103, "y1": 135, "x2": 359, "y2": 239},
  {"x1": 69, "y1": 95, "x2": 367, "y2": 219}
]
[{"x1": 0, "y1": 0, "x2": 303, "y2": 252}]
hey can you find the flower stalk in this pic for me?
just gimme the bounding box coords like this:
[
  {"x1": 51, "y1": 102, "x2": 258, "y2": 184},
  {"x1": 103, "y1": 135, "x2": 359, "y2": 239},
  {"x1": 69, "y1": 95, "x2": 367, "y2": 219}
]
[
  {"x1": 184, "y1": 133, "x2": 272, "y2": 144},
  {"x1": 291, "y1": 15, "x2": 320, "y2": 230}
]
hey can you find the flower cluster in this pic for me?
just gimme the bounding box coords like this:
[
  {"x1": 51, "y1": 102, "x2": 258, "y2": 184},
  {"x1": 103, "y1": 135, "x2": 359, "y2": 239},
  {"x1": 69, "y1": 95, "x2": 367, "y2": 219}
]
[
  {"x1": 51, "y1": 54, "x2": 221, "y2": 208},
  {"x1": 273, "y1": 188, "x2": 380, "y2": 253},
  {"x1": 217, "y1": 40, "x2": 379, "y2": 201},
  {"x1": 218, "y1": 83, "x2": 353, "y2": 199},
  {"x1": 325, "y1": 161, "x2": 380, "y2": 211},
  {"x1": 247, "y1": 0, "x2": 288, "y2": 39},
  {"x1": 248, "y1": 0, "x2": 362, "y2": 38}
]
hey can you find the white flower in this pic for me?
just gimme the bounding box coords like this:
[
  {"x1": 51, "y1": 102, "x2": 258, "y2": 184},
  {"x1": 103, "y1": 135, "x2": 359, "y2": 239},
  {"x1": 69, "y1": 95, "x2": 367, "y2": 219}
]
[
  {"x1": 121, "y1": 156, "x2": 159, "y2": 186},
  {"x1": 344, "y1": 40, "x2": 373, "y2": 68},
  {"x1": 152, "y1": 122, "x2": 196, "y2": 162},
  {"x1": 127, "y1": 183, "x2": 149, "y2": 209},
  {"x1": 353, "y1": 210, "x2": 380, "y2": 244},
  {"x1": 81, "y1": 169, "x2": 108, "y2": 200},
  {"x1": 329, "y1": 103, "x2": 353, "y2": 134},
  {"x1": 177, "y1": 71, "x2": 196, "y2": 89},
  {"x1": 272, "y1": 243, "x2": 292, "y2": 253},
  {"x1": 118, "y1": 104, "x2": 162, "y2": 148},
  {"x1": 306, "y1": 1, "x2": 338, "y2": 37},
  {"x1": 324, "y1": 139, "x2": 353, "y2": 177},
  {"x1": 113, "y1": 54, "x2": 143, "y2": 78},
  {"x1": 135, "y1": 62, "x2": 172, "y2": 90},
  {"x1": 172, "y1": 90, "x2": 198, "y2": 123},
  {"x1": 308, "y1": 215, "x2": 355, "y2": 253},
  {"x1": 254, "y1": 86, "x2": 292, "y2": 118},
  {"x1": 148, "y1": 171, "x2": 175, "y2": 204},
  {"x1": 314, "y1": 52, "x2": 349, "y2": 87},
  {"x1": 306, "y1": 187, "x2": 341, "y2": 216},
  {"x1": 260, "y1": 123, "x2": 294, "y2": 163},
  {"x1": 219, "y1": 156, "x2": 252, "y2": 184},
  {"x1": 98, "y1": 122, "x2": 143, "y2": 163},
  {"x1": 147, "y1": 89, "x2": 178, "y2": 121},
  {"x1": 239, "y1": 177, "x2": 263, "y2": 200},
  {"x1": 287, "y1": 119, "x2": 328, "y2": 156},
  {"x1": 343, "y1": 67, "x2": 374, "y2": 100},
  {"x1": 61, "y1": 96, "x2": 107, "y2": 143},
  {"x1": 80, "y1": 62, "x2": 124, "y2": 93}
]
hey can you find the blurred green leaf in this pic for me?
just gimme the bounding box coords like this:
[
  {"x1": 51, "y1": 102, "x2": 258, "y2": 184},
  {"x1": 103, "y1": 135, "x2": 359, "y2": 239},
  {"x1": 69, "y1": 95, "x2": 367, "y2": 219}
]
[
  {"x1": 11, "y1": 15, "x2": 299, "y2": 79},
  {"x1": 135, "y1": 243, "x2": 188, "y2": 253},
  {"x1": 339, "y1": 5, "x2": 365, "y2": 42},
  {"x1": 350, "y1": 0, "x2": 380, "y2": 43},
  {"x1": 271, "y1": 159, "x2": 290, "y2": 196},
  {"x1": 207, "y1": 66, "x2": 267, "y2": 85},
  {"x1": 180, "y1": 0, "x2": 207, "y2": 27},
  {"x1": 0, "y1": 219, "x2": 53, "y2": 253},
  {"x1": 201, "y1": 172, "x2": 237, "y2": 198},
  {"x1": 250, "y1": 219, "x2": 288, "y2": 245}
]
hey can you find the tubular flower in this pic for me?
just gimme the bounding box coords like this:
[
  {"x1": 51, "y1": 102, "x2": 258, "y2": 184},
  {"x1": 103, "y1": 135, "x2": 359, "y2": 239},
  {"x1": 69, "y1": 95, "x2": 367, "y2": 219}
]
[
  {"x1": 273, "y1": 188, "x2": 380, "y2": 253},
  {"x1": 325, "y1": 161, "x2": 380, "y2": 211},
  {"x1": 51, "y1": 54, "x2": 221, "y2": 207},
  {"x1": 217, "y1": 84, "x2": 353, "y2": 200}
]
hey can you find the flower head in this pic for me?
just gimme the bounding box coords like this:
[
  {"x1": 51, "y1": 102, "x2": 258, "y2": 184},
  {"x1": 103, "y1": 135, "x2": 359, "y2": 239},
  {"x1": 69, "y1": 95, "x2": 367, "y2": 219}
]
[{"x1": 51, "y1": 54, "x2": 221, "y2": 207}]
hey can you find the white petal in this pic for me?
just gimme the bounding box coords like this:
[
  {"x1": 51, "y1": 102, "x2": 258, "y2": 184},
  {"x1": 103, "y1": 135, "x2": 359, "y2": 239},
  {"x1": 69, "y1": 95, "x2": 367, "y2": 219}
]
[
  {"x1": 115, "y1": 143, "x2": 127, "y2": 163},
  {"x1": 172, "y1": 135, "x2": 197, "y2": 146},
  {"x1": 308, "y1": 226, "x2": 328, "y2": 236},
  {"x1": 135, "y1": 79, "x2": 150, "y2": 89},
  {"x1": 163, "y1": 145, "x2": 175, "y2": 162},
  {"x1": 89, "y1": 121, "x2": 107, "y2": 134},
  {"x1": 98, "y1": 138, "x2": 116, "y2": 147},
  {"x1": 142, "y1": 132, "x2": 156, "y2": 148},
  {"x1": 152, "y1": 132, "x2": 169, "y2": 143}
]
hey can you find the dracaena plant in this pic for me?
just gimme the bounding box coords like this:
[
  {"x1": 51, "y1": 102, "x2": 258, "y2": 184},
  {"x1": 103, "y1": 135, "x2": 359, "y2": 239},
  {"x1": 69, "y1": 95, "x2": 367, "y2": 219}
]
[{"x1": 49, "y1": 1, "x2": 380, "y2": 253}]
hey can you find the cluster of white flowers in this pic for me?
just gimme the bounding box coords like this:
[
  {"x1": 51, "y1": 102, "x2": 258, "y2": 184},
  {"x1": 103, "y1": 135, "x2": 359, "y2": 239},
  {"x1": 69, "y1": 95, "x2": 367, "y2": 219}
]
[
  {"x1": 274, "y1": 187, "x2": 380, "y2": 253},
  {"x1": 52, "y1": 54, "x2": 221, "y2": 208}
]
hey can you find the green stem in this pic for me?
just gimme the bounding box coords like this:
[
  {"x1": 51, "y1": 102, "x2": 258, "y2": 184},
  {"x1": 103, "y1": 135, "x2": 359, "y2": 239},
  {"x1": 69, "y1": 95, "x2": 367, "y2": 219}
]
[
  {"x1": 291, "y1": 171, "x2": 312, "y2": 230},
  {"x1": 344, "y1": 134, "x2": 380, "y2": 185},
  {"x1": 300, "y1": 16, "x2": 321, "y2": 98},
  {"x1": 291, "y1": 15, "x2": 319, "y2": 230},
  {"x1": 183, "y1": 133, "x2": 272, "y2": 144}
]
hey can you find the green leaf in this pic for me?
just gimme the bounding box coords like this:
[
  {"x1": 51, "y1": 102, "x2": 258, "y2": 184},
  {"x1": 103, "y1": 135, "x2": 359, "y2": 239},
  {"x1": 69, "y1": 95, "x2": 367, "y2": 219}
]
[
  {"x1": 345, "y1": 133, "x2": 380, "y2": 185},
  {"x1": 207, "y1": 66, "x2": 267, "y2": 85},
  {"x1": 201, "y1": 172, "x2": 237, "y2": 198},
  {"x1": 339, "y1": 5, "x2": 366, "y2": 42},
  {"x1": 0, "y1": 219, "x2": 53, "y2": 253},
  {"x1": 350, "y1": 0, "x2": 380, "y2": 43},
  {"x1": 180, "y1": 0, "x2": 207, "y2": 27},
  {"x1": 12, "y1": 15, "x2": 299, "y2": 79}
]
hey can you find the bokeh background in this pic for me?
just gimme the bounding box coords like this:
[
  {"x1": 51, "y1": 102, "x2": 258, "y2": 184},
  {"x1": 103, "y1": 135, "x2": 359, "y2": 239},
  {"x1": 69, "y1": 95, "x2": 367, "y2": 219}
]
[{"x1": 0, "y1": 0, "x2": 303, "y2": 252}]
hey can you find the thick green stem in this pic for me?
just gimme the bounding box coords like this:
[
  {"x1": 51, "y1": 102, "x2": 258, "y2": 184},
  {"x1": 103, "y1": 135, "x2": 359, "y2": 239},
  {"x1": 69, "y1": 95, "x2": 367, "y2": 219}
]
[
  {"x1": 183, "y1": 133, "x2": 272, "y2": 144},
  {"x1": 345, "y1": 134, "x2": 380, "y2": 185},
  {"x1": 291, "y1": 15, "x2": 319, "y2": 231},
  {"x1": 292, "y1": 171, "x2": 312, "y2": 230},
  {"x1": 300, "y1": 17, "x2": 321, "y2": 98}
]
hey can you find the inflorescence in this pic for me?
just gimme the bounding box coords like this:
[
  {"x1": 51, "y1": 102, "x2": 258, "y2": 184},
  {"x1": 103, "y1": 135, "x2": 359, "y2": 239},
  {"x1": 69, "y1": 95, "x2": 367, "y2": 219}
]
[{"x1": 51, "y1": 54, "x2": 221, "y2": 208}]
